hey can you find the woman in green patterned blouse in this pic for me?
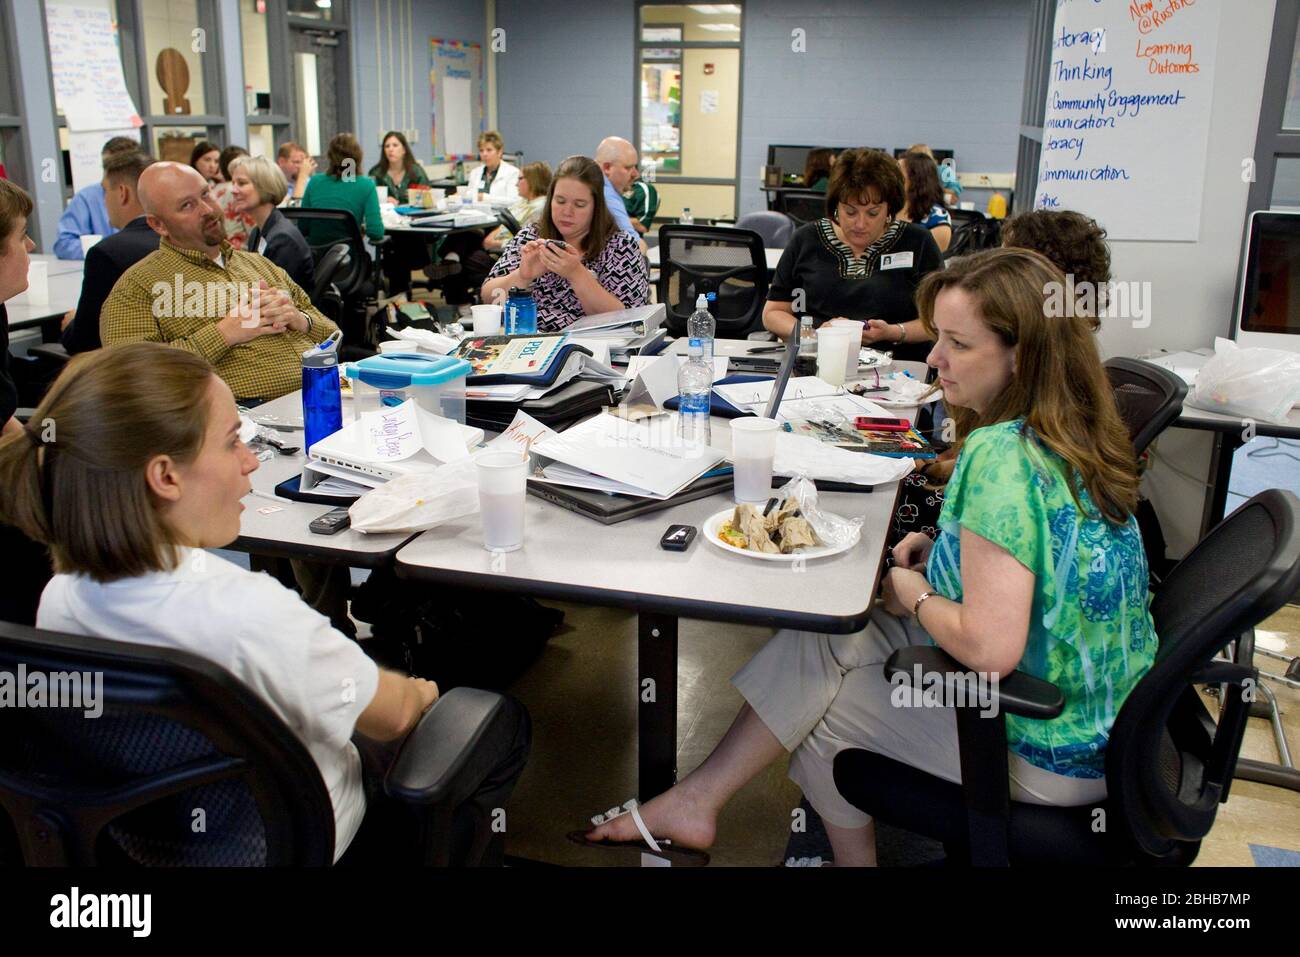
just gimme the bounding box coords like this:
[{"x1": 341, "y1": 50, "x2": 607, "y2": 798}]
[
  {"x1": 367, "y1": 130, "x2": 430, "y2": 205},
  {"x1": 582, "y1": 247, "x2": 1156, "y2": 866}
]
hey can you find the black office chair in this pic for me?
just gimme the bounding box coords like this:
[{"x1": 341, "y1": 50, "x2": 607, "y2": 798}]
[
  {"x1": 281, "y1": 208, "x2": 390, "y2": 347},
  {"x1": 307, "y1": 243, "x2": 351, "y2": 329},
  {"x1": 497, "y1": 207, "x2": 521, "y2": 237},
  {"x1": 945, "y1": 211, "x2": 1002, "y2": 259},
  {"x1": 832, "y1": 488, "x2": 1300, "y2": 866},
  {"x1": 0, "y1": 621, "x2": 515, "y2": 866},
  {"x1": 735, "y1": 211, "x2": 795, "y2": 248},
  {"x1": 1104, "y1": 357, "x2": 1189, "y2": 458},
  {"x1": 775, "y1": 190, "x2": 827, "y2": 227},
  {"x1": 657, "y1": 224, "x2": 768, "y2": 339}
]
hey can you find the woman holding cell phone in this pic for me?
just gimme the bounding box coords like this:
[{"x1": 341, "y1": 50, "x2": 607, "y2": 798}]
[{"x1": 481, "y1": 155, "x2": 648, "y2": 332}]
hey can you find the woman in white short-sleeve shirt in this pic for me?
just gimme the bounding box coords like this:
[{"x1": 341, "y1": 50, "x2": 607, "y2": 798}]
[{"x1": 0, "y1": 343, "x2": 443, "y2": 862}]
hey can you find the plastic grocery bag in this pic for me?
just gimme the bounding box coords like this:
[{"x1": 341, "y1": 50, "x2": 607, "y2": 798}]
[
  {"x1": 349, "y1": 458, "x2": 479, "y2": 533},
  {"x1": 772, "y1": 432, "x2": 915, "y2": 486},
  {"x1": 773, "y1": 474, "x2": 863, "y2": 549},
  {"x1": 1187, "y1": 338, "x2": 1300, "y2": 424}
]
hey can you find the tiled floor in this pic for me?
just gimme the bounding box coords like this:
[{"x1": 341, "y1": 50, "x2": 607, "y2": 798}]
[{"x1": 498, "y1": 602, "x2": 1300, "y2": 867}]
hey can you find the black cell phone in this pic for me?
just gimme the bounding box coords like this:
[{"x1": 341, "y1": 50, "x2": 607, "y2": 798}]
[
  {"x1": 544, "y1": 239, "x2": 569, "y2": 250},
  {"x1": 660, "y1": 524, "x2": 697, "y2": 552},
  {"x1": 309, "y1": 506, "x2": 352, "y2": 535}
]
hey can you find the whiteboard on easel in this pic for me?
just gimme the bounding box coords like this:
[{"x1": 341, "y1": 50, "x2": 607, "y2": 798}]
[
  {"x1": 430, "y1": 40, "x2": 483, "y2": 161},
  {"x1": 1033, "y1": 0, "x2": 1220, "y2": 242}
]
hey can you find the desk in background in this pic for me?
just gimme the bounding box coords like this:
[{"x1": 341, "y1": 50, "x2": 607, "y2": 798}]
[
  {"x1": 6, "y1": 269, "x2": 84, "y2": 340},
  {"x1": 1173, "y1": 403, "x2": 1300, "y2": 536}
]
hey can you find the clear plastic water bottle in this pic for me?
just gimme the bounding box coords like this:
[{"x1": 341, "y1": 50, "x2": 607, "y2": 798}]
[
  {"x1": 680, "y1": 207, "x2": 694, "y2": 225},
  {"x1": 677, "y1": 340, "x2": 712, "y2": 449},
  {"x1": 505, "y1": 286, "x2": 537, "y2": 335},
  {"x1": 687, "y1": 292, "x2": 716, "y2": 363},
  {"x1": 798, "y1": 315, "x2": 816, "y2": 355}
]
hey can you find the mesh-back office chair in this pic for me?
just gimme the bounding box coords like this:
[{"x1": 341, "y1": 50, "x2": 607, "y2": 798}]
[
  {"x1": 281, "y1": 208, "x2": 389, "y2": 348},
  {"x1": 1104, "y1": 357, "x2": 1189, "y2": 458},
  {"x1": 833, "y1": 488, "x2": 1300, "y2": 866},
  {"x1": 0, "y1": 621, "x2": 514, "y2": 866},
  {"x1": 657, "y1": 224, "x2": 768, "y2": 339},
  {"x1": 775, "y1": 190, "x2": 827, "y2": 227},
  {"x1": 735, "y1": 211, "x2": 795, "y2": 249}
]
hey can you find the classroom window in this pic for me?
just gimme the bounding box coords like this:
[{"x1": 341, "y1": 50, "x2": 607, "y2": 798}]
[
  {"x1": 1246, "y1": 2, "x2": 1300, "y2": 218},
  {"x1": 152, "y1": 126, "x2": 210, "y2": 164},
  {"x1": 241, "y1": 0, "x2": 272, "y2": 117},
  {"x1": 636, "y1": 3, "x2": 743, "y2": 221},
  {"x1": 640, "y1": 56, "x2": 682, "y2": 174},
  {"x1": 287, "y1": 0, "x2": 337, "y2": 22},
  {"x1": 1283, "y1": 17, "x2": 1300, "y2": 130},
  {"x1": 142, "y1": 0, "x2": 208, "y2": 117}
]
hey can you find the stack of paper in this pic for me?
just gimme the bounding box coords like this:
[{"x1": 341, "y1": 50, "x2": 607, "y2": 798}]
[{"x1": 530, "y1": 412, "x2": 725, "y2": 499}]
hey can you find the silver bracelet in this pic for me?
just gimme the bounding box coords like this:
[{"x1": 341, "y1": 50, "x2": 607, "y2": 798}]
[
  {"x1": 912, "y1": 590, "x2": 936, "y2": 626},
  {"x1": 894, "y1": 323, "x2": 907, "y2": 343}
]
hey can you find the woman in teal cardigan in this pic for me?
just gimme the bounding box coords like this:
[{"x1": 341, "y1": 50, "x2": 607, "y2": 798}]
[{"x1": 301, "y1": 133, "x2": 385, "y2": 245}]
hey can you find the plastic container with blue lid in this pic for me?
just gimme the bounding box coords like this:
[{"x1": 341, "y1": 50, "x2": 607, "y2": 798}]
[{"x1": 344, "y1": 353, "x2": 471, "y2": 424}]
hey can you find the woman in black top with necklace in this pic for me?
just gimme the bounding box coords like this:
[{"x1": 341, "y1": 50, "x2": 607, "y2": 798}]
[{"x1": 763, "y1": 148, "x2": 941, "y2": 361}]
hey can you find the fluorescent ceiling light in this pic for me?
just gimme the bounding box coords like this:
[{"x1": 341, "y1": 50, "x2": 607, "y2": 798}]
[
  {"x1": 697, "y1": 23, "x2": 740, "y2": 31},
  {"x1": 689, "y1": 4, "x2": 741, "y2": 14}
]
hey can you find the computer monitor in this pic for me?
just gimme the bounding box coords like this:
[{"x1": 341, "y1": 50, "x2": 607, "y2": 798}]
[
  {"x1": 765, "y1": 145, "x2": 877, "y2": 184},
  {"x1": 1233, "y1": 210, "x2": 1300, "y2": 353},
  {"x1": 894, "y1": 148, "x2": 955, "y2": 165}
]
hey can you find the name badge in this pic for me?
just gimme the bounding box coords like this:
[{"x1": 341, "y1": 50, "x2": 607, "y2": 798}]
[{"x1": 880, "y1": 252, "x2": 914, "y2": 270}]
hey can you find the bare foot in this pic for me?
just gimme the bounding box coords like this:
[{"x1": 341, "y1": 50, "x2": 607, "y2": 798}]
[{"x1": 584, "y1": 782, "x2": 718, "y2": 850}]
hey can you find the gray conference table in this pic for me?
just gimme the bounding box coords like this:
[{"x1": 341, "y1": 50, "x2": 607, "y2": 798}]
[
  {"x1": 395, "y1": 418, "x2": 899, "y2": 801},
  {"x1": 232, "y1": 393, "x2": 417, "y2": 567},
  {"x1": 6, "y1": 268, "x2": 84, "y2": 338},
  {"x1": 31, "y1": 252, "x2": 86, "y2": 277},
  {"x1": 234, "y1": 375, "x2": 904, "y2": 802}
]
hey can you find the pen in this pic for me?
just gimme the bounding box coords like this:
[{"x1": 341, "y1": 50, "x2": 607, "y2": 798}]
[{"x1": 248, "y1": 489, "x2": 288, "y2": 503}]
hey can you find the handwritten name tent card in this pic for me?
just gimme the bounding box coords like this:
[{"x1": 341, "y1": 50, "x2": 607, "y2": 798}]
[
  {"x1": 362, "y1": 400, "x2": 471, "y2": 464},
  {"x1": 1034, "y1": 0, "x2": 1220, "y2": 241}
]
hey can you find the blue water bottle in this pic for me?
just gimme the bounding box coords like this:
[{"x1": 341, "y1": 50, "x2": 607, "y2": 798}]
[
  {"x1": 505, "y1": 286, "x2": 538, "y2": 335},
  {"x1": 301, "y1": 331, "x2": 344, "y2": 453}
]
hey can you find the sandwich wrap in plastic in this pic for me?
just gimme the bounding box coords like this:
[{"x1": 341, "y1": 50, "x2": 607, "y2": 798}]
[
  {"x1": 348, "y1": 459, "x2": 479, "y2": 533},
  {"x1": 774, "y1": 474, "x2": 863, "y2": 549}
]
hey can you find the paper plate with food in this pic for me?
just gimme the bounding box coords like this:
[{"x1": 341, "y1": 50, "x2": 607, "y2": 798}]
[{"x1": 704, "y1": 495, "x2": 859, "y2": 563}]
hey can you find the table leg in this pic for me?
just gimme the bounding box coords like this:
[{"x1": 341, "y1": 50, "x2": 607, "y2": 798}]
[
  {"x1": 1200, "y1": 432, "x2": 1241, "y2": 537},
  {"x1": 638, "y1": 612, "x2": 678, "y2": 802}
]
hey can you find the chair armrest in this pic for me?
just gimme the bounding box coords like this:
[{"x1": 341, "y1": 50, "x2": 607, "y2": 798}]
[
  {"x1": 29, "y1": 343, "x2": 70, "y2": 364},
  {"x1": 884, "y1": 645, "x2": 1065, "y2": 720},
  {"x1": 383, "y1": 687, "x2": 509, "y2": 808}
]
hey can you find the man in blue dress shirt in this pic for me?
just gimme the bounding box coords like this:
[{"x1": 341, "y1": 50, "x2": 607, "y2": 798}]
[
  {"x1": 595, "y1": 136, "x2": 647, "y2": 251},
  {"x1": 53, "y1": 136, "x2": 143, "y2": 260}
]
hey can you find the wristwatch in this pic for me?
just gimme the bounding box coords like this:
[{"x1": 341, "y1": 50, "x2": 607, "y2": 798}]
[{"x1": 912, "y1": 590, "x2": 936, "y2": 625}]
